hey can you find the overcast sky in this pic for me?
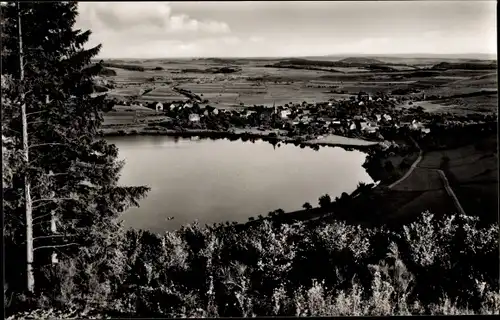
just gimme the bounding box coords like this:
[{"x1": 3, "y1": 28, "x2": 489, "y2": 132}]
[{"x1": 75, "y1": 1, "x2": 497, "y2": 59}]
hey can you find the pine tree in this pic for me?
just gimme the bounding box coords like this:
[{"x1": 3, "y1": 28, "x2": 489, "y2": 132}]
[{"x1": 1, "y1": 1, "x2": 149, "y2": 294}]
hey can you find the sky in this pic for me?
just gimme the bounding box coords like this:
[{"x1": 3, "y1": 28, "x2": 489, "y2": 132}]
[{"x1": 75, "y1": 1, "x2": 497, "y2": 59}]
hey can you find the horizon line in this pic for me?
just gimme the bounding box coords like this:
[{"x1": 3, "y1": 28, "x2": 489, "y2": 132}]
[{"x1": 94, "y1": 52, "x2": 497, "y2": 60}]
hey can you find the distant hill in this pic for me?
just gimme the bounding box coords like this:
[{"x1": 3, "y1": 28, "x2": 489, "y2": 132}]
[
  {"x1": 337, "y1": 57, "x2": 385, "y2": 65},
  {"x1": 266, "y1": 58, "x2": 401, "y2": 72},
  {"x1": 101, "y1": 62, "x2": 145, "y2": 72},
  {"x1": 431, "y1": 61, "x2": 497, "y2": 71},
  {"x1": 98, "y1": 67, "x2": 117, "y2": 77}
]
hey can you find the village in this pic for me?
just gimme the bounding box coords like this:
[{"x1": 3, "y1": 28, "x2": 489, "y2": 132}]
[{"x1": 104, "y1": 89, "x2": 496, "y2": 151}]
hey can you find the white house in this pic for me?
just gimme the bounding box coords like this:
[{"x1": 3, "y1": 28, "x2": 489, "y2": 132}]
[
  {"x1": 349, "y1": 122, "x2": 357, "y2": 131},
  {"x1": 155, "y1": 102, "x2": 164, "y2": 112},
  {"x1": 361, "y1": 122, "x2": 377, "y2": 133},
  {"x1": 359, "y1": 101, "x2": 365, "y2": 106},
  {"x1": 243, "y1": 110, "x2": 257, "y2": 118},
  {"x1": 169, "y1": 103, "x2": 176, "y2": 110},
  {"x1": 183, "y1": 103, "x2": 193, "y2": 109},
  {"x1": 383, "y1": 114, "x2": 392, "y2": 121},
  {"x1": 203, "y1": 110, "x2": 210, "y2": 116},
  {"x1": 411, "y1": 120, "x2": 423, "y2": 130},
  {"x1": 189, "y1": 114, "x2": 200, "y2": 122},
  {"x1": 379, "y1": 141, "x2": 391, "y2": 150},
  {"x1": 213, "y1": 108, "x2": 220, "y2": 115},
  {"x1": 375, "y1": 114, "x2": 382, "y2": 122},
  {"x1": 280, "y1": 109, "x2": 292, "y2": 119}
]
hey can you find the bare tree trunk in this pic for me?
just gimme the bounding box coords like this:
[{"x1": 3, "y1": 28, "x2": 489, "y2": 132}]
[{"x1": 17, "y1": 1, "x2": 35, "y2": 293}]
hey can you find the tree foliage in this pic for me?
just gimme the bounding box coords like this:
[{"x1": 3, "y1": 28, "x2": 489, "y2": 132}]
[
  {"x1": 1, "y1": 1, "x2": 149, "y2": 295},
  {"x1": 6, "y1": 212, "x2": 499, "y2": 317}
]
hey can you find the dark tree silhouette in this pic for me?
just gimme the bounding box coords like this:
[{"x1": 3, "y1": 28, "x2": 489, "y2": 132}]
[
  {"x1": 318, "y1": 194, "x2": 332, "y2": 208},
  {"x1": 302, "y1": 202, "x2": 313, "y2": 210}
]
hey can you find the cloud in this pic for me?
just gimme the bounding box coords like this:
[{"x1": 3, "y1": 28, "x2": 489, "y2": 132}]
[
  {"x1": 74, "y1": 1, "x2": 496, "y2": 58},
  {"x1": 77, "y1": 2, "x2": 230, "y2": 35},
  {"x1": 75, "y1": 2, "x2": 234, "y2": 58}
]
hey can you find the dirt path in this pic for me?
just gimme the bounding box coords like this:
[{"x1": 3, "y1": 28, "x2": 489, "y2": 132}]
[
  {"x1": 388, "y1": 137, "x2": 423, "y2": 189},
  {"x1": 437, "y1": 169, "x2": 467, "y2": 215},
  {"x1": 388, "y1": 136, "x2": 467, "y2": 215}
]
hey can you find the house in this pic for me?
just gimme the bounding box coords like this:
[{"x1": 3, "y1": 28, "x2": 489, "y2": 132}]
[
  {"x1": 379, "y1": 141, "x2": 391, "y2": 150},
  {"x1": 155, "y1": 102, "x2": 164, "y2": 112},
  {"x1": 361, "y1": 122, "x2": 377, "y2": 133},
  {"x1": 242, "y1": 110, "x2": 257, "y2": 118},
  {"x1": 280, "y1": 109, "x2": 292, "y2": 119},
  {"x1": 188, "y1": 114, "x2": 200, "y2": 122},
  {"x1": 359, "y1": 101, "x2": 365, "y2": 106},
  {"x1": 383, "y1": 114, "x2": 392, "y2": 121},
  {"x1": 375, "y1": 114, "x2": 382, "y2": 122},
  {"x1": 203, "y1": 110, "x2": 210, "y2": 117},
  {"x1": 169, "y1": 103, "x2": 176, "y2": 110},
  {"x1": 411, "y1": 120, "x2": 423, "y2": 130},
  {"x1": 349, "y1": 122, "x2": 357, "y2": 131},
  {"x1": 213, "y1": 108, "x2": 219, "y2": 115},
  {"x1": 183, "y1": 103, "x2": 193, "y2": 109}
]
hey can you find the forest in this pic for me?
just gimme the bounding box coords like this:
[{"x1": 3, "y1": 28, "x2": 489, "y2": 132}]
[{"x1": 1, "y1": 2, "x2": 499, "y2": 318}]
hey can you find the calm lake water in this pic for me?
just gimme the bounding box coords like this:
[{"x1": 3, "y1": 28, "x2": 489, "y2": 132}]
[{"x1": 107, "y1": 136, "x2": 373, "y2": 232}]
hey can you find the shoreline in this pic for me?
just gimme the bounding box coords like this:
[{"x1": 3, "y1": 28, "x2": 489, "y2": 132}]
[{"x1": 100, "y1": 127, "x2": 381, "y2": 151}]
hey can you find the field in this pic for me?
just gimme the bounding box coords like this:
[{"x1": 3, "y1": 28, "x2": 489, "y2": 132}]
[
  {"x1": 96, "y1": 56, "x2": 497, "y2": 114},
  {"x1": 417, "y1": 135, "x2": 498, "y2": 222},
  {"x1": 377, "y1": 134, "x2": 498, "y2": 223}
]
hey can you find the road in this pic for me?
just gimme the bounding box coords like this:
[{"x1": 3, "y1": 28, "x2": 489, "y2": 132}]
[
  {"x1": 437, "y1": 169, "x2": 467, "y2": 215},
  {"x1": 310, "y1": 137, "x2": 467, "y2": 224},
  {"x1": 388, "y1": 137, "x2": 423, "y2": 189},
  {"x1": 388, "y1": 136, "x2": 466, "y2": 215}
]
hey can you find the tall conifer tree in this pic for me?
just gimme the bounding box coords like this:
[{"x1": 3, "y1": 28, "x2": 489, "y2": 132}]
[{"x1": 1, "y1": 1, "x2": 149, "y2": 293}]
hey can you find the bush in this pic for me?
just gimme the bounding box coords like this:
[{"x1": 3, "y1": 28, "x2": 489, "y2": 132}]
[{"x1": 5, "y1": 212, "x2": 499, "y2": 317}]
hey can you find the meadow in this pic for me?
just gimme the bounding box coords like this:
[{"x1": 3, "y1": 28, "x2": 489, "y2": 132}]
[{"x1": 98, "y1": 56, "x2": 497, "y2": 114}]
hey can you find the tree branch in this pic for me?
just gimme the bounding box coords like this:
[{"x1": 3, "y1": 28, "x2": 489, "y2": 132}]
[
  {"x1": 26, "y1": 110, "x2": 49, "y2": 116},
  {"x1": 32, "y1": 197, "x2": 75, "y2": 204},
  {"x1": 27, "y1": 120, "x2": 45, "y2": 125},
  {"x1": 33, "y1": 234, "x2": 76, "y2": 240},
  {"x1": 32, "y1": 212, "x2": 53, "y2": 221},
  {"x1": 34, "y1": 243, "x2": 79, "y2": 251},
  {"x1": 28, "y1": 143, "x2": 69, "y2": 149}
]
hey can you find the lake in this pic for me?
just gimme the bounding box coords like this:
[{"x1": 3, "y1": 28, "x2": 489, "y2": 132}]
[{"x1": 107, "y1": 135, "x2": 374, "y2": 232}]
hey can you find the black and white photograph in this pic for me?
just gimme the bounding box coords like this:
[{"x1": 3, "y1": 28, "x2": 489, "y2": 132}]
[{"x1": 2, "y1": 1, "x2": 498, "y2": 318}]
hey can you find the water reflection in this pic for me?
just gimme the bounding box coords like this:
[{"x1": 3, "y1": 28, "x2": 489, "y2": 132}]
[{"x1": 107, "y1": 135, "x2": 373, "y2": 232}]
